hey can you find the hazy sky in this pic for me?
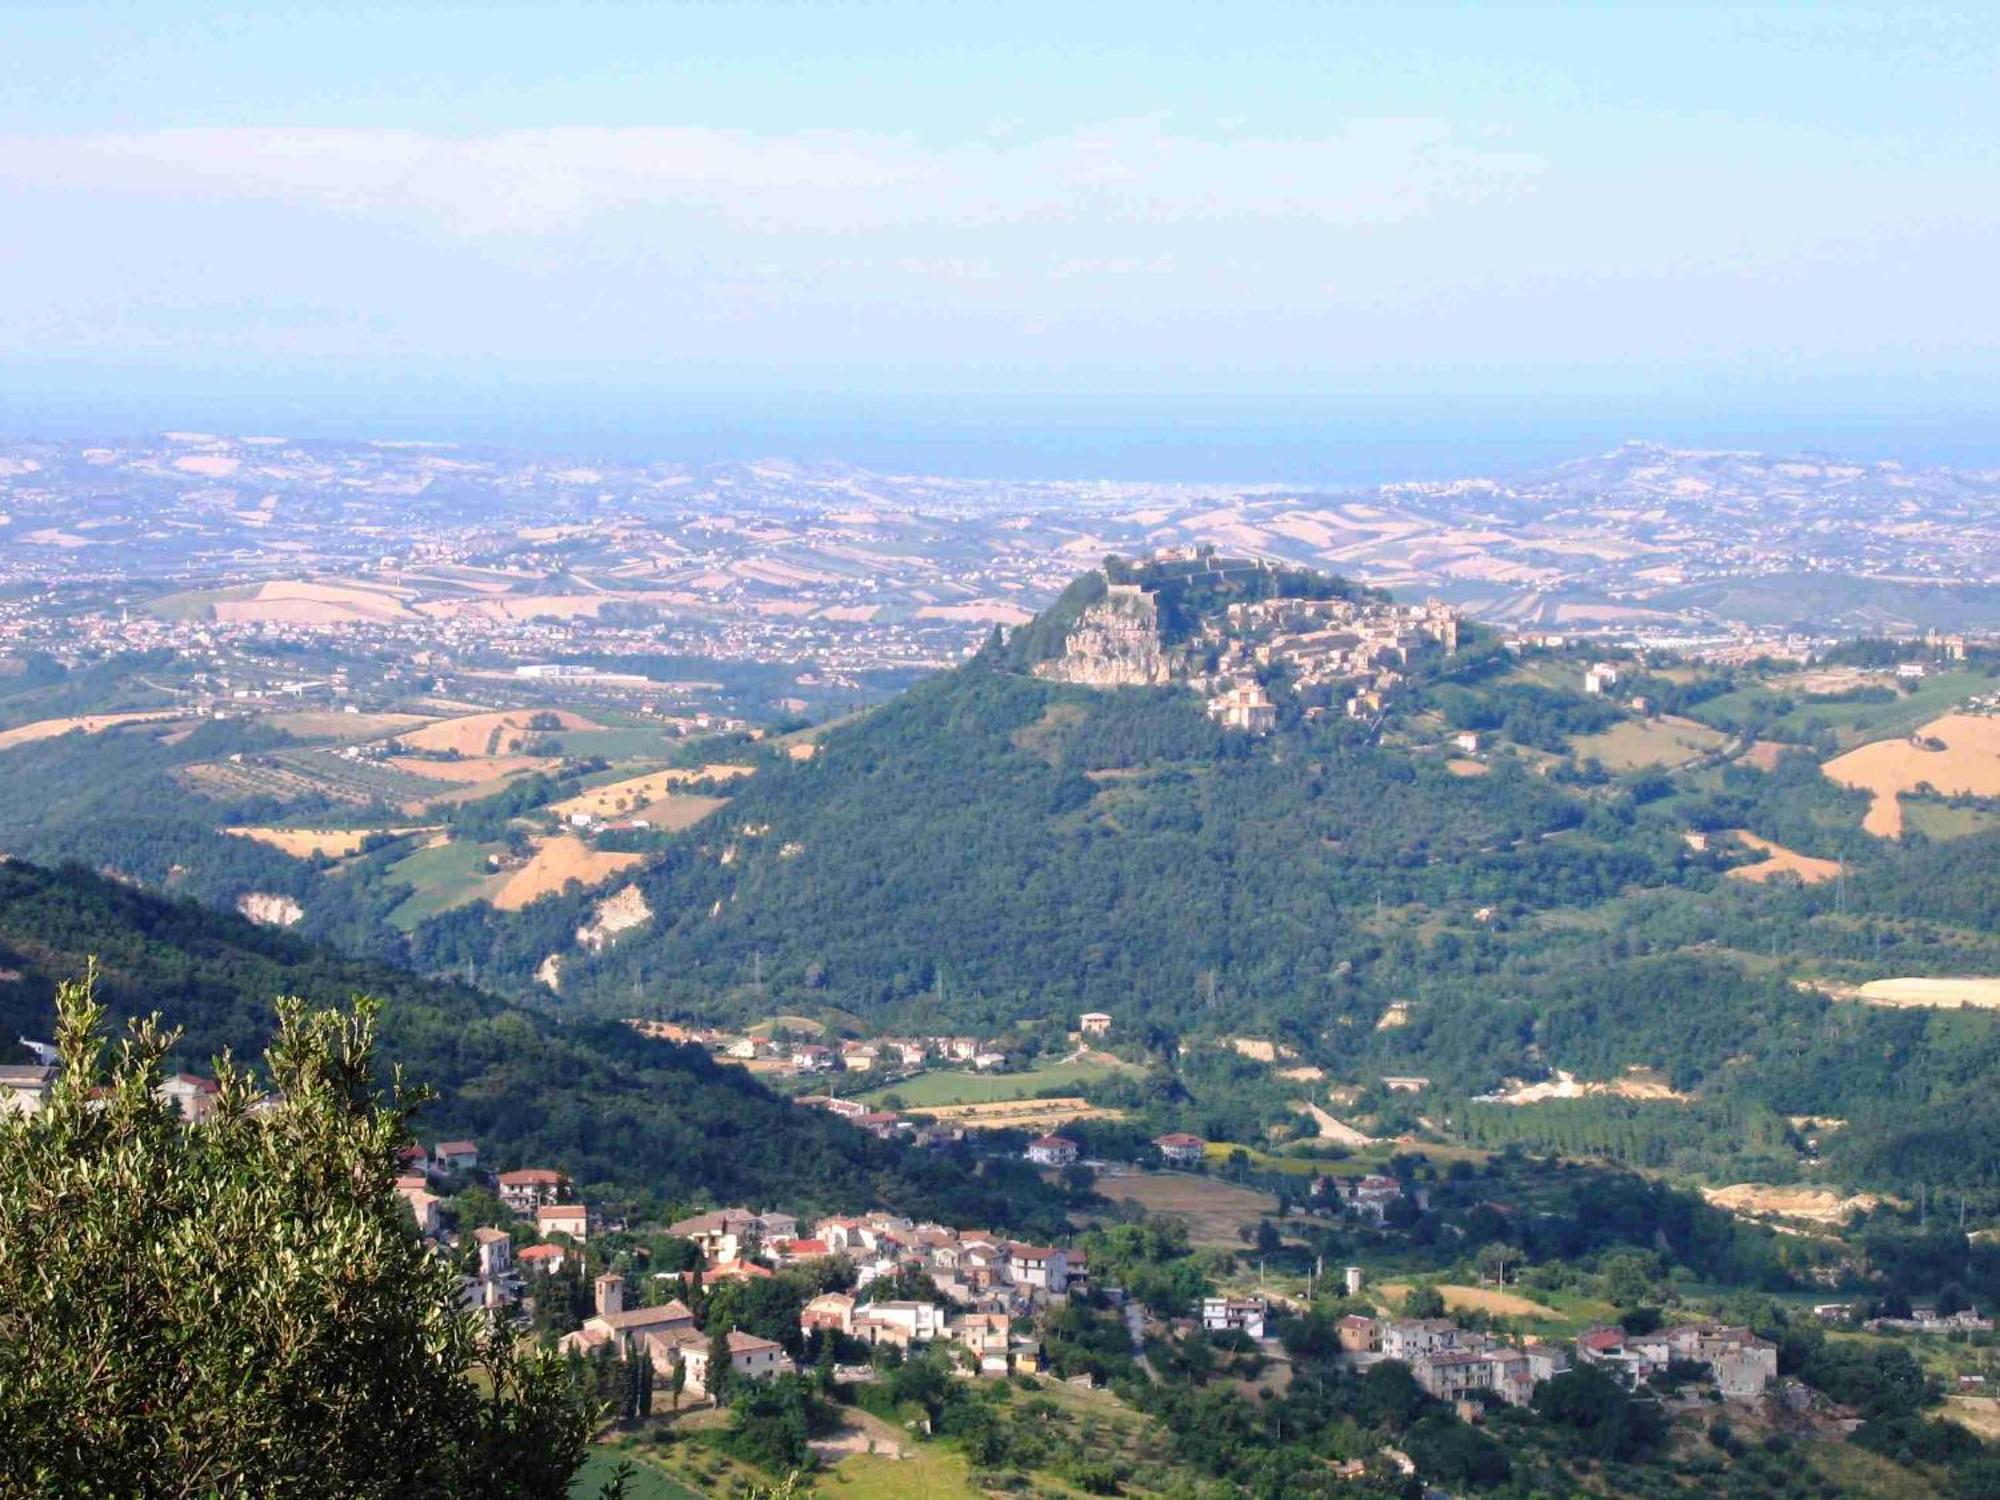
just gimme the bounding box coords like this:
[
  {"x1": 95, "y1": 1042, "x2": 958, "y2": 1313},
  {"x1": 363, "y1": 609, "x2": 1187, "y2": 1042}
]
[{"x1": 3, "y1": 2, "x2": 1999, "y2": 417}]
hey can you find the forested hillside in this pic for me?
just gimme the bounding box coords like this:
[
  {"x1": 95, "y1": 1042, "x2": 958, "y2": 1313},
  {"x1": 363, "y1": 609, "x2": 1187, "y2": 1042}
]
[{"x1": 0, "y1": 860, "x2": 1067, "y2": 1231}]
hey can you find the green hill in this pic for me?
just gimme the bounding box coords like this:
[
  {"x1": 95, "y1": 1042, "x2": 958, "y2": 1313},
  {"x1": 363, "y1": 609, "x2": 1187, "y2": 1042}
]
[{"x1": 0, "y1": 860, "x2": 1067, "y2": 1231}]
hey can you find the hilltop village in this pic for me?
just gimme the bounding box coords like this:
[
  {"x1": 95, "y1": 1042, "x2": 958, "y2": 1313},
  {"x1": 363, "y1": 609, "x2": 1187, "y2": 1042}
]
[{"x1": 1027, "y1": 551, "x2": 1463, "y2": 729}]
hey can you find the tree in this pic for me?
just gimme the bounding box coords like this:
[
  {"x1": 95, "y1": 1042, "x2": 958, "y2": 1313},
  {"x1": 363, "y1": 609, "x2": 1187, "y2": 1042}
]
[
  {"x1": 707, "y1": 1324, "x2": 736, "y2": 1405},
  {"x1": 1404, "y1": 1284, "x2": 1448, "y2": 1319},
  {"x1": 0, "y1": 971, "x2": 594, "y2": 1497},
  {"x1": 669, "y1": 1357, "x2": 688, "y2": 1412}
]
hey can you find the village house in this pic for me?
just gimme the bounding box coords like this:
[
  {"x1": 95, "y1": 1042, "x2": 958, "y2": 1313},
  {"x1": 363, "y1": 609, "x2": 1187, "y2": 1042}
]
[
  {"x1": 790, "y1": 1043, "x2": 835, "y2": 1074},
  {"x1": 472, "y1": 1226, "x2": 513, "y2": 1281},
  {"x1": 853, "y1": 1300, "x2": 948, "y2": 1348},
  {"x1": 432, "y1": 1139, "x2": 479, "y2": 1174},
  {"x1": 1381, "y1": 1318, "x2": 1462, "y2": 1362},
  {"x1": 158, "y1": 1073, "x2": 220, "y2": 1123},
  {"x1": 537, "y1": 1201, "x2": 594, "y2": 1242},
  {"x1": 1337, "y1": 1314, "x2": 1381, "y2": 1354},
  {"x1": 949, "y1": 1311, "x2": 1013, "y2": 1372},
  {"x1": 1008, "y1": 1244, "x2": 1070, "y2": 1295},
  {"x1": 1154, "y1": 1131, "x2": 1207, "y2": 1168},
  {"x1": 496, "y1": 1168, "x2": 568, "y2": 1213},
  {"x1": 1350, "y1": 1175, "x2": 1405, "y2": 1221},
  {"x1": 0, "y1": 1063, "x2": 54, "y2": 1116},
  {"x1": 667, "y1": 1207, "x2": 798, "y2": 1262},
  {"x1": 839, "y1": 1042, "x2": 878, "y2": 1072},
  {"x1": 1078, "y1": 1012, "x2": 1112, "y2": 1037},
  {"x1": 517, "y1": 1243, "x2": 566, "y2": 1276},
  {"x1": 557, "y1": 1274, "x2": 697, "y2": 1359},
  {"x1": 681, "y1": 1330, "x2": 793, "y2": 1395},
  {"x1": 1202, "y1": 1296, "x2": 1269, "y2": 1340},
  {"x1": 399, "y1": 1182, "x2": 442, "y2": 1238},
  {"x1": 800, "y1": 1292, "x2": 857, "y2": 1335},
  {"x1": 1025, "y1": 1134, "x2": 1079, "y2": 1167}
]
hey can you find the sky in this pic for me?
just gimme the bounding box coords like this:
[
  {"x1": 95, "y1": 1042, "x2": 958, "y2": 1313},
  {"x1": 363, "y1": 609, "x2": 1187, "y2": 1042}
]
[{"x1": 2, "y1": 2, "x2": 1999, "y2": 473}]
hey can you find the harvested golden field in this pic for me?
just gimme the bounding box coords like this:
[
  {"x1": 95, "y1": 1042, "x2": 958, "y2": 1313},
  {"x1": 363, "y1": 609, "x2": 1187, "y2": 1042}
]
[
  {"x1": 490, "y1": 835, "x2": 646, "y2": 910},
  {"x1": 1093, "y1": 1171, "x2": 1277, "y2": 1247},
  {"x1": 266, "y1": 710, "x2": 434, "y2": 741},
  {"x1": 1445, "y1": 757, "x2": 1490, "y2": 777},
  {"x1": 915, "y1": 1096, "x2": 1125, "y2": 1131},
  {"x1": 1849, "y1": 977, "x2": 2000, "y2": 1011},
  {"x1": 0, "y1": 710, "x2": 185, "y2": 751},
  {"x1": 1380, "y1": 1283, "x2": 1560, "y2": 1319},
  {"x1": 1945, "y1": 1397, "x2": 2000, "y2": 1442},
  {"x1": 394, "y1": 709, "x2": 603, "y2": 757},
  {"x1": 387, "y1": 754, "x2": 558, "y2": 783},
  {"x1": 1726, "y1": 830, "x2": 1841, "y2": 885},
  {"x1": 1823, "y1": 714, "x2": 2000, "y2": 837},
  {"x1": 1703, "y1": 1183, "x2": 1884, "y2": 1225},
  {"x1": 225, "y1": 826, "x2": 434, "y2": 858},
  {"x1": 545, "y1": 764, "x2": 753, "y2": 822}
]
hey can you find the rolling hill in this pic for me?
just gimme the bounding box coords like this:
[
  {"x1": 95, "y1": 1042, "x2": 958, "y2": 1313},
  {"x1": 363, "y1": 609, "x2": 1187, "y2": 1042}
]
[{"x1": 0, "y1": 859, "x2": 1066, "y2": 1231}]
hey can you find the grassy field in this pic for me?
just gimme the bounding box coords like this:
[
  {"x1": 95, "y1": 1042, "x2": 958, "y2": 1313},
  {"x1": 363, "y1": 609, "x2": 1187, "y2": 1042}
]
[
  {"x1": 1569, "y1": 715, "x2": 1730, "y2": 771},
  {"x1": 568, "y1": 1448, "x2": 705, "y2": 1500},
  {"x1": 1093, "y1": 1170, "x2": 1279, "y2": 1247},
  {"x1": 860, "y1": 1056, "x2": 1135, "y2": 1107},
  {"x1": 384, "y1": 839, "x2": 504, "y2": 929},
  {"x1": 1690, "y1": 668, "x2": 1988, "y2": 751},
  {"x1": 1900, "y1": 798, "x2": 2000, "y2": 840}
]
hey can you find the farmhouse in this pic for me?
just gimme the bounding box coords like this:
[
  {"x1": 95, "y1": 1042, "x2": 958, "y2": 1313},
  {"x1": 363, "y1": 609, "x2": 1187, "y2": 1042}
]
[
  {"x1": 1154, "y1": 1131, "x2": 1207, "y2": 1167},
  {"x1": 1202, "y1": 1296, "x2": 1269, "y2": 1340},
  {"x1": 1025, "y1": 1134, "x2": 1079, "y2": 1167}
]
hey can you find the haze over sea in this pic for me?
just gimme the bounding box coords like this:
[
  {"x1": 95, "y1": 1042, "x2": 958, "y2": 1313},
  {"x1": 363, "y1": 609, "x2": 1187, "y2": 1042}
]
[{"x1": 6, "y1": 388, "x2": 1999, "y2": 484}]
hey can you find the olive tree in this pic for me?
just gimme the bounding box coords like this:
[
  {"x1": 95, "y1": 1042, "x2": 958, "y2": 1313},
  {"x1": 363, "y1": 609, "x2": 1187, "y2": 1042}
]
[{"x1": 0, "y1": 970, "x2": 596, "y2": 1498}]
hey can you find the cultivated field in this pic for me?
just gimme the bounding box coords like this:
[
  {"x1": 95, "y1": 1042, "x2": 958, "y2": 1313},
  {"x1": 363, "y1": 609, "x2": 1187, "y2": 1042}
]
[
  {"x1": 1570, "y1": 715, "x2": 1730, "y2": 770},
  {"x1": 909, "y1": 1096, "x2": 1125, "y2": 1131},
  {"x1": 862, "y1": 1056, "x2": 1135, "y2": 1107},
  {"x1": 266, "y1": 710, "x2": 435, "y2": 741},
  {"x1": 384, "y1": 840, "x2": 505, "y2": 930},
  {"x1": 387, "y1": 754, "x2": 558, "y2": 783},
  {"x1": 393, "y1": 708, "x2": 603, "y2": 757},
  {"x1": 545, "y1": 764, "x2": 753, "y2": 823},
  {"x1": 0, "y1": 710, "x2": 186, "y2": 751},
  {"x1": 1380, "y1": 1282, "x2": 1560, "y2": 1320},
  {"x1": 490, "y1": 835, "x2": 646, "y2": 910},
  {"x1": 210, "y1": 580, "x2": 416, "y2": 625},
  {"x1": 1823, "y1": 714, "x2": 2000, "y2": 837},
  {"x1": 1093, "y1": 1171, "x2": 1278, "y2": 1246},
  {"x1": 225, "y1": 826, "x2": 432, "y2": 858},
  {"x1": 1726, "y1": 830, "x2": 1841, "y2": 885}
]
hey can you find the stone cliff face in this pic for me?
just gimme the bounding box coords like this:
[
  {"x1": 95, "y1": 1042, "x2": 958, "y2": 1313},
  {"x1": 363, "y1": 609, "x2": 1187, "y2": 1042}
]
[{"x1": 1031, "y1": 584, "x2": 1174, "y2": 688}]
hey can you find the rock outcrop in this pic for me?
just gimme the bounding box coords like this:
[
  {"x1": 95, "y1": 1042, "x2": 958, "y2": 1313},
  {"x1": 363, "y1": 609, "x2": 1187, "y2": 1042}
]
[
  {"x1": 575, "y1": 884, "x2": 651, "y2": 953},
  {"x1": 236, "y1": 892, "x2": 303, "y2": 928},
  {"x1": 1030, "y1": 584, "x2": 1172, "y2": 687}
]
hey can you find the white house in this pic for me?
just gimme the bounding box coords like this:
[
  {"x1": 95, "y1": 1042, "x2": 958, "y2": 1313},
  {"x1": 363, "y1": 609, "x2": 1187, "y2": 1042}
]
[
  {"x1": 1025, "y1": 1134, "x2": 1079, "y2": 1167},
  {"x1": 1202, "y1": 1296, "x2": 1268, "y2": 1340},
  {"x1": 1007, "y1": 1245, "x2": 1070, "y2": 1295},
  {"x1": 1154, "y1": 1132, "x2": 1206, "y2": 1167},
  {"x1": 537, "y1": 1202, "x2": 593, "y2": 1242},
  {"x1": 496, "y1": 1169, "x2": 568, "y2": 1213}
]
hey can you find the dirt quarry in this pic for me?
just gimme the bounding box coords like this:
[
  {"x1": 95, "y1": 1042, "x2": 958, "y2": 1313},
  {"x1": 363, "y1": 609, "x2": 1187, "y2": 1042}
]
[
  {"x1": 1847, "y1": 977, "x2": 2000, "y2": 1011},
  {"x1": 1703, "y1": 1183, "x2": 1884, "y2": 1225},
  {"x1": 1823, "y1": 713, "x2": 2000, "y2": 837}
]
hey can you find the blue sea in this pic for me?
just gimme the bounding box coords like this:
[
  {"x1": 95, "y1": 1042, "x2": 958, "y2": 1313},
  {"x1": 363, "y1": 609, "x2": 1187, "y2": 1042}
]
[{"x1": 1, "y1": 386, "x2": 1995, "y2": 486}]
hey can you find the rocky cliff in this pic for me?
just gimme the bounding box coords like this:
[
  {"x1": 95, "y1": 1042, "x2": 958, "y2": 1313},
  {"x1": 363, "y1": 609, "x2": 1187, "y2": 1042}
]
[{"x1": 1030, "y1": 583, "x2": 1174, "y2": 687}]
